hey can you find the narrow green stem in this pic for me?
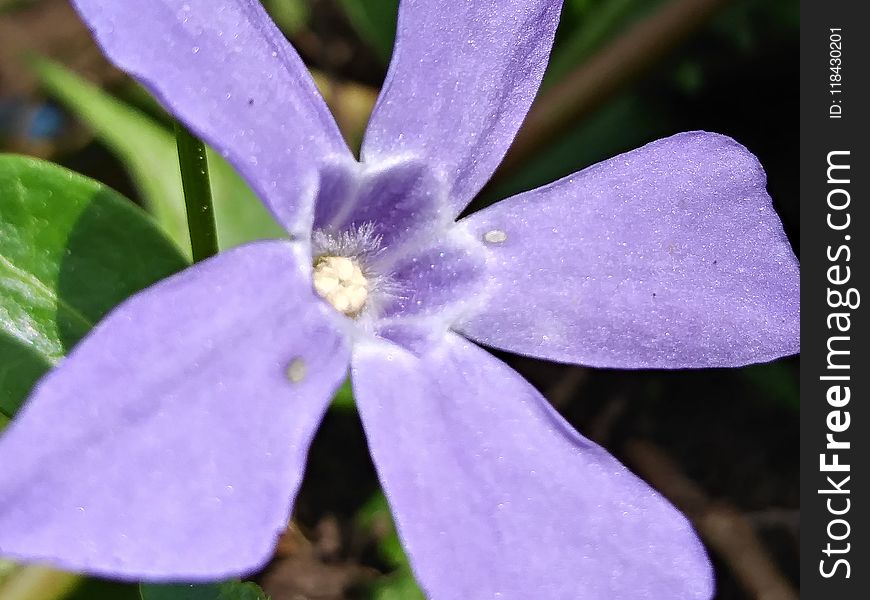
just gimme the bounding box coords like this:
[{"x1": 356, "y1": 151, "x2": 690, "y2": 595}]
[{"x1": 174, "y1": 123, "x2": 218, "y2": 262}]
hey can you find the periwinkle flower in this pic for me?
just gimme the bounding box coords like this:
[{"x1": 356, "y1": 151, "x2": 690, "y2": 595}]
[{"x1": 0, "y1": 1, "x2": 799, "y2": 598}]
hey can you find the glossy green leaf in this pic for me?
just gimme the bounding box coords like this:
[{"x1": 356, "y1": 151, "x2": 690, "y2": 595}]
[
  {"x1": 0, "y1": 154, "x2": 188, "y2": 419},
  {"x1": 140, "y1": 581, "x2": 269, "y2": 600},
  {"x1": 337, "y1": 0, "x2": 398, "y2": 63},
  {"x1": 32, "y1": 58, "x2": 285, "y2": 257},
  {"x1": 0, "y1": 330, "x2": 48, "y2": 421}
]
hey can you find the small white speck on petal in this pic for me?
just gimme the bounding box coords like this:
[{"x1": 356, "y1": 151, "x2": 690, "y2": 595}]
[
  {"x1": 483, "y1": 229, "x2": 508, "y2": 244},
  {"x1": 286, "y1": 358, "x2": 306, "y2": 383}
]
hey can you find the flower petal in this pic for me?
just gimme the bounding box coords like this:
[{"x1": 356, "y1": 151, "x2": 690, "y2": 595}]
[
  {"x1": 361, "y1": 0, "x2": 563, "y2": 215},
  {"x1": 0, "y1": 242, "x2": 349, "y2": 580},
  {"x1": 370, "y1": 230, "x2": 487, "y2": 355},
  {"x1": 378, "y1": 241, "x2": 485, "y2": 319},
  {"x1": 312, "y1": 159, "x2": 450, "y2": 251},
  {"x1": 352, "y1": 335, "x2": 713, "y2": 600},
  {"x1": 71, "y1": 0, "x2": 351, "y2": 235},
  {"x1": 458, "y1": 132, "x2": 800, "y2": 368}
]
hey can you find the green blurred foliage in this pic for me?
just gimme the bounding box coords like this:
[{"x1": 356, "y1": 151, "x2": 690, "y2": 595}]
[
  {"x1": 0, "y1": 0, "x2": 36, "y2": 13},
  {"x1": 261, "y1": 0, "x2": 310, "y2": 35},
  {"x1": 33, "y1": 59, "x2": 285, "y2": 257},
  {"x1": 329, "y1": 0, "x2": 797, "y2": 78},
  {"x1": 336, "y1": 0, "x2": 399, "y2": 63},
  {"x1": 331, "y1": 377, "x2": 356, "y2": 411},
  {"x1": 65, "y1": 579, "x2": 141, "y2": 600},
  {"x1": 140, "y1": 581, "x2": 269, "y2": 600},
  {"x1": 356, "y1": 493, "x2": 425, "y2": 599},
  {"x1": 0, "y1": 560, "x2": 15, "y2": 583},
  {"x1": 547, "y1": 0, "x2": 647, "y2": 83}
]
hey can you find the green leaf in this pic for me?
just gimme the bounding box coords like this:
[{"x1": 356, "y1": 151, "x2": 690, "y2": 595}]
[
  {"x1": 0, "y1": 154, "x2": 188, "y2": 419},
  {"x1": 261, "y1": 0, "x2": 310, "y2": 35},
  {"x1": 356, "y1": 493, "x2": 425, "y2": 599},
  {"x1": 32, "y1": 58, "x2": 285, "y2": 257},
  {"x1": 370, "y1": 569, "x2": 425, "y2": 600},
  {"x1": 140, "y1": 581, "x2": 269, "y2": 600},
  {"x1": 0, "y1": 330, "x2": 49, "y2": 421},
  {"x1": 336, "y1": 0, "x2": 398, "y2": 63},
  {"x1": 330, "y1": 377, "x2": 355, "y2": 411}
]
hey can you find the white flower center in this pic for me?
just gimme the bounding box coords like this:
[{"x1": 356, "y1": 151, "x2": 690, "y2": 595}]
[{"x1": 313, "y1": 255, "x2": 369, "y2": 317}]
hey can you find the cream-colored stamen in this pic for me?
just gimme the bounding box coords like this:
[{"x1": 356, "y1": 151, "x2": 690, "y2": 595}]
[{"x1": 313, "y1": 256, "x2": 369, "y2": 317}]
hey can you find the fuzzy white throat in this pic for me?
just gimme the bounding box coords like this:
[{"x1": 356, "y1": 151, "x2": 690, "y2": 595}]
[{"x1": 313, "y1": 255, "x2": 369, "y2": 317}]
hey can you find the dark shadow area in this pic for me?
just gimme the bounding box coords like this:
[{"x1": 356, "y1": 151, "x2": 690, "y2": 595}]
[{"x1": 0, "y1": 329, "x2": 52, "y2": 419}]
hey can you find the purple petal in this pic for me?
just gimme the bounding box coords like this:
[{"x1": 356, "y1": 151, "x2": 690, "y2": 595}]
[
  {"x1": 361, "y1": 0, "x2": 563, "y2": 215},
  {"x1": 370, "y1": 232, "x2": 487, "y2": 354},
  {"x1": 375, "y1": 231, "x2": 486, "y2": 319},
  {"x1": 71, "y1": 0, "x2": 351, "y2": 235},
  {"x1": 458, "y1": 132, "x2": 800, "y2": 368},
  {"x1": 312, "y1": 159, "x2": 449, "y2": 250},
  {"x1": 352, "y1": 335, "x2": 713, "y2": 600},
  {"x1": 0, "y1": 242, "x2": 349, "y2": 580}
]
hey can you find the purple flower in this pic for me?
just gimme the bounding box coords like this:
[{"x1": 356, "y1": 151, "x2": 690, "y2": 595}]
[{"x1": 0, "y1": 0, "x2": 799, "y2": 598}]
